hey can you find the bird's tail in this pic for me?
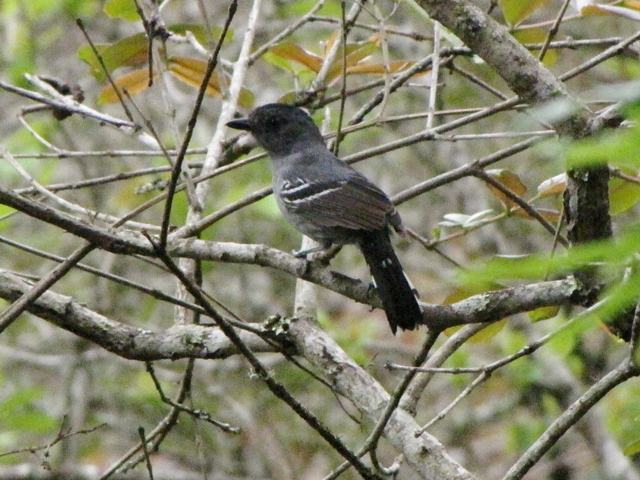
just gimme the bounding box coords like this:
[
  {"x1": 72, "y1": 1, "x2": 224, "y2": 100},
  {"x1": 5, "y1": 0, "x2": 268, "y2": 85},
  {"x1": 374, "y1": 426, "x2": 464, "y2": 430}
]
[{"x1": 359, "y1": 231, "x2": 422, "y2": 334}]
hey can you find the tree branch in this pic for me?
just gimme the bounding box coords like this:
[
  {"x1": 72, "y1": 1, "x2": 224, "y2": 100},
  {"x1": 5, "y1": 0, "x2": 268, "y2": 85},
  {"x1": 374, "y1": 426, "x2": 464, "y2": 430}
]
[{"x1": 503, "y1": 360, "x2": 640, "y2": 480}]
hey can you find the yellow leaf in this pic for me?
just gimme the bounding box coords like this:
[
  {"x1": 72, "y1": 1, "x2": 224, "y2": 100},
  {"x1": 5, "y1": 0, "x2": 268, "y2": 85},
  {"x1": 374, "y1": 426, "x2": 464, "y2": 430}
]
[
  {"x1": 500, "y1": 0, "x2": 551, "y2": 26},
  {"x1": 623, "y1": 0, "x2": 640, "y2": 9},
  {"x1": 537, "y1": 173, "x2": 567, "y2": 198},
  {"x1": 324, "y1": 30, "x2": 339, "y2": 56},
  {"x1": 327, "y1": 37, "x2": 379, "y2": 81},
  {"x1": 167, "y1": 56, "x2": 254, "y2": 107},
  {"x1": 168, "y1": 56, "x2": 222, "y2": 95},
  {"x1": 344, "y1": 60, "x2": 415, "y2": 75},
  {"x1": 579, "y1": 4, "x2": 612, "y2": 15},
  {"x1": 485, "y1": 169, "x2": 528, "y2": 209},
  {"x1": 97, "y1": 68, "x2": 152, "y2": 105},
  {"x1": 269, "y1": 43, "x2": 323, "y2": 72}
]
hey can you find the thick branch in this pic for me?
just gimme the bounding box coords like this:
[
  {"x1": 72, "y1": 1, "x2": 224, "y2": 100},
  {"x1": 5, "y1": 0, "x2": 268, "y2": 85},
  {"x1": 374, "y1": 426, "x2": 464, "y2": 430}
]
[
  {"x1": 415, "y1": 0, "x2": 581, "y2": 115},
  {"x1": 0, "y1": 185, "x2": 581, "y2": 328},
  {"x1": 289, "y1": 318, "x2": 476, "y2": 480},
  {"x1": 0, "y1": 268, "x2": 473, "y2": 478},
  {"x1": 0, "y1": 271, "x2": 271, "y2": 360},
  {"x1": 0, "y1": 265, "x2": 579, "y2": 357}
]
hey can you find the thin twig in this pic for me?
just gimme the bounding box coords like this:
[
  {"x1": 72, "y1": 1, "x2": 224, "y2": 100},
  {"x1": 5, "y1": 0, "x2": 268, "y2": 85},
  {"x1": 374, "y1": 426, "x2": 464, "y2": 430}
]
[
  {"x1": 324, "y1": 330, "x2": 440, "y2": 479},
  {"x1": 448, "y1": 62, "x2": 508, "y2": 100},
  {"x1": 538, "y1": 0, "x2": 572, "y2": 61},
  {"x1": 159, "y1": 0, "x2": 237, "y2": 247},
  {"x1": 17, "y1": 113, "x2": 62, "y2": 152},
  {"x1": 401, "y1": 323, "x2": 488, "y2": 414},
  {"x1": 502, "y1": 360, "x2": 639, "y2": 480},
  {"x1": 306, "y1": 0, "x2": 364, "y2": 100},
  {"x1": 472, "y1": 167, "x2": 569, "y2": 247},
  {"x1": 4, "y1": 149, "x2": 159, "y2": 231},
  {"x1": 308, "y1": 15, "x2": 432, "y2": 41},
  {"x1": 132, "y1": 0, "x2": 154, "y2": 87},
  {"x1": 420, "y1": 371, "x2": 489, "y2": 430},
  {"x1": 143, "y1": 233, "x2": 381, "y2": 479},
  {"x1": 99, "y1": 361, "x2": 196, "y2": 478},
  {"x1": 137, "y1": 427, "x2": 155, "y2": 480},
  {"x1": 367, "y1": 330, "x2": 440, "y2": 467},
  {"x1": 331, "y1": 0, "x2": 348, "y2": 156},
  {"x1": 0, "y1": 422, "x2": 106, "y2": 459},
  {"x1": 629, "y1": 303, "x2": 640, "y2": 362},
  {"x1": 393, "y1": 137, "x2": 541, "y2": 205},
  {"x1": 0, "y1": 233, "x2": 209, "y2": 315},
  {"x1": 0, "y1": 79, "x2": 138, "y2": 131},
  {"x1": 75, "y1": 19, "x2": 135, "y2": 121},
  {"x1": 249, "y1": 0, "x2": 325, "y2": 65},
  {"x1": 611, "y1": 167, "x2": 640, "y2": 186},
  {"x1": 426, "y1": 21, "x2": 441, "y2": 129},
  {"x1": 146, "y1": 362, "x2": 240, "y2": 432},
  {"x1": 560, "y1": 30, "x2": 640, "y2": 82},
  {"x1": 0, "y1": 243, "x2": 95, "y2": 334}
]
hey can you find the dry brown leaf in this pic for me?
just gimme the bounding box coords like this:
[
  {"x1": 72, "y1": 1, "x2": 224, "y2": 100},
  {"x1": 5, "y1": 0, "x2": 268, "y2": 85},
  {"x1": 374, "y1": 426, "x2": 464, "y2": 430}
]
[{"x1": 97, "y1": 68, "x2": 153, "y2": 104}]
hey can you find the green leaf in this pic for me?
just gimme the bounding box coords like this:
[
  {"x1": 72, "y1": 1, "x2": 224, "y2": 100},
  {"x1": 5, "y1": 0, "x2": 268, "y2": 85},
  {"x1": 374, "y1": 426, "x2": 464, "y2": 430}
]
[
  {"x1": 567, "y1": 123, "x2": 640, "y2": 170},
  {"x1": 262, "y1": 50, "x2": 299, "y2": 74},
  {"x1": 500, "y1": 0, "x2": 551, "y2": 26},
  {"x1": 610, "y1": 176, "x2": 640, "y2": 215},
  {"x1": 0, "y1": 388, "x2": 57, "y2": 434},
  {"x1": 77, "y1": 33, "x2": 148, "y2": 81},
  {"x1": 592, "y1": 271, "x2": 640, "y2": 325},
  {"x1": 528, "y1": 305, "x2": 560, "y2": 322},
  {"x1": 280, "y1": 0, "x2": 342, "y2": 17},
  {"x1": 460, "y1": 224, "x2": 640, "y2": 285},
  {"x1": 104, "y1": 0, "x2": 139, "y2": 21},
  {"x1": 0, "y1": 204, "x2": 16, "y2": 223},
  {"x1": 624, "y1": 438, "x2": 640, "y2": 456}
]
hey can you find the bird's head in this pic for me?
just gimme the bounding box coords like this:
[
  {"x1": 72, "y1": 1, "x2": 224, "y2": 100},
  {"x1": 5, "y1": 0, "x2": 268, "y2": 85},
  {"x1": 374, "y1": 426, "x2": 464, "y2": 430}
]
[{"x1": 227, "y1": 103, "x2": 324, "y2": 156}]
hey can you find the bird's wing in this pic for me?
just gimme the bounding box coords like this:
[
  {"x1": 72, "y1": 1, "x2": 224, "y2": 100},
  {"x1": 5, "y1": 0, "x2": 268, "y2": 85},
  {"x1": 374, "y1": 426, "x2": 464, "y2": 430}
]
[{"x1": 279, "y1": 174, "x2": 395, "y2": 231}]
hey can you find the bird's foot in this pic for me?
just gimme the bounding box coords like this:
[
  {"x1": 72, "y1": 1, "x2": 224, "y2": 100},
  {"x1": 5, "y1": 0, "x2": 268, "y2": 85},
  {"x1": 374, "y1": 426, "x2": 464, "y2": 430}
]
[
  {"x1": 292, "y1": 243, "x2": 340, "y2": 265},
  {"x1": 292, "y1": 245, "x2": 325, "y2": 258}
]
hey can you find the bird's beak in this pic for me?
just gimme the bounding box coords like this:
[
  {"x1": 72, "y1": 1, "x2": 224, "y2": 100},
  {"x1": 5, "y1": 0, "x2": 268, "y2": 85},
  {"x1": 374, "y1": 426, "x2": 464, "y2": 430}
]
[{"x1": 226, "y1": 118, "x2": 252, "y2": 131}]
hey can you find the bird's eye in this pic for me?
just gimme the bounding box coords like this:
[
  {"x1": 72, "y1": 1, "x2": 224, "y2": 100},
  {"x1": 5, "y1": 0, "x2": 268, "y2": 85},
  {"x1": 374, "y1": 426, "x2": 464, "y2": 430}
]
[{"x1": 267, "y1": 117, "x2": 283, "y2": 129}]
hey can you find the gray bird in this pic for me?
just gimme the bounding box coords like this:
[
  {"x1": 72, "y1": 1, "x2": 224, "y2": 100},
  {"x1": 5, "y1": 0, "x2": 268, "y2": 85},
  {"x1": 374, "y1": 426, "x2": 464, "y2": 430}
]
[{"x1": 227, "y1": 103, "x2": 422, "y2": 334}]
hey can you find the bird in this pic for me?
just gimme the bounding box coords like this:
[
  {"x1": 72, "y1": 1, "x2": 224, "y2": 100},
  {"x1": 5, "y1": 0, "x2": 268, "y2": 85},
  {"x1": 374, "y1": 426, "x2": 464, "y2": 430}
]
[{"x1": 227, "y1": 103, "x2": 422, "y2": 334}]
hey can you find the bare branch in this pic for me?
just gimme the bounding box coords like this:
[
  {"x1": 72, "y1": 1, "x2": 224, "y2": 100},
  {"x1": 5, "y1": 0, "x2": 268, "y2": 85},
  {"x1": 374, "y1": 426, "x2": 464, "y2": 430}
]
[
  {"x1": 0, "y1": 79, "x2": 138, "y2": 132},
  {"x1": 503, "y1": 360, "x2": 640, "y2": 480}
]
